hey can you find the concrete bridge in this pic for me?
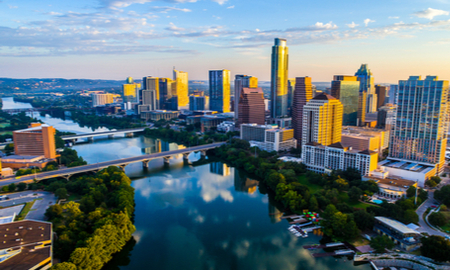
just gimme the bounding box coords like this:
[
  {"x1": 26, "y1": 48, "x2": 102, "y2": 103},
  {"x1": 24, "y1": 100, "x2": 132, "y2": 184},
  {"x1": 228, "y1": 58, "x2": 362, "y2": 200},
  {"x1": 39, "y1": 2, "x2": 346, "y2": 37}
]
[
  {"x1": 61, "y1": 127, "x2": 147, "y2": 143},
  {"x1": 0, "y1": 142, "x2": 226, "y2": 186},
  {"x1": 1, "y1": 108, "x2": 50, "y2": 113}
]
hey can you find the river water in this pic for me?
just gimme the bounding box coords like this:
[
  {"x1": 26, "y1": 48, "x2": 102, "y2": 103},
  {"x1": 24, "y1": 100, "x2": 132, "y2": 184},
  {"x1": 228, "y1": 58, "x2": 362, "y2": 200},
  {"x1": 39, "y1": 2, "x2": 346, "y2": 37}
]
[{"x1": 2, "y1": 97, "x2": 370, "y2": 270}]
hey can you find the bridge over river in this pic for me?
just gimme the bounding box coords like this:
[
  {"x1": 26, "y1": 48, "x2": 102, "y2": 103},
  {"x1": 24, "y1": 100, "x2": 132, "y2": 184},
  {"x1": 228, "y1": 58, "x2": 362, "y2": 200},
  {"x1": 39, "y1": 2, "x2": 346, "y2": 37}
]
[
  {"x1": 61, "y1": 127, "x2": 146, "y2": 142},
  {"x1": 0, "y1": 142, "x2": 226, "y2": 186}
]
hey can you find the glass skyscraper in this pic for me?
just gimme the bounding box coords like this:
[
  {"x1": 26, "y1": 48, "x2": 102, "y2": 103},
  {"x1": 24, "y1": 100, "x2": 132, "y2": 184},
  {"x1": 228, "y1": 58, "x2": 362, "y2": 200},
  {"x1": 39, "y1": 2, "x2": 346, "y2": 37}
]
[
  {"x1": 234, "y1": 75, "x2": 258, "y2": 119},
  {"x1": 209, "y1": 70, "x2": 231, "y2": 113},
  {"x1": 389, "y1": 76, "x2": 449, "y2": 173},
  {"x1": 270, "y1": 38, "x2": 289, "y2": 118},
  {"x1": 331, "y1": 75, "x2": 360, "y2": 126}
]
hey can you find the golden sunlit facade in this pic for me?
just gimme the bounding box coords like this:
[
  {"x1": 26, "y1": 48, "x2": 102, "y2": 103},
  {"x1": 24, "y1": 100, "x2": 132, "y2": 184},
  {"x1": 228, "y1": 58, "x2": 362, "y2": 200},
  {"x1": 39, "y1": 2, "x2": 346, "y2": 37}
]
[
  {"x1": 173, "y1": 69, "x2": 189, "y2": 109},
  {"x1": 301, "y1": 93, "x2": 343, "y2": 147},
  {"x1": 123, "y1": 83, "x2": 141, "y2": 103},
  {"x1": 209, "y1": 69, "x2": 230, "y2": 113},
  {"x1": 270, "y1": 38, "x2": 289, "y2": 118}
]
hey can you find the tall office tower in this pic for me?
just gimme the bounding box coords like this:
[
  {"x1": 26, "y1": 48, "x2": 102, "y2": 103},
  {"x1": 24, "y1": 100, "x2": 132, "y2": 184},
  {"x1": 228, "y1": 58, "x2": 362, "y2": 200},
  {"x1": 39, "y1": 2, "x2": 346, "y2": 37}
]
[
  {"x1": 142, "y1": 90, "x2": 157, "y2": 111},
  {"x1": 357, "y1": 91, "x2": 367, "y2": 126},
  {"x1": 237, "y1": 87, "x2": 265, "y2": 126},
  {"x1": 209, "y1": 70, "x2": 231, "y2": 113},
  {"x1": 189, "y1": 93, "x2": 209, "y2": 111},
  {"x1": 287, "y1": 78, "x2": 295, "y2": 116},
  {"x1": 331, "y1": 75, "x2": 360, "y2": 126},
  {"x1": 159, "y1": 78, "x2": 177, "y2": 110},
  {"x1": 234, "y1": 75, "x2": 258, "y2": 117},
  {"x1": 389, "y1": 76, "x2": 449, "y2": 173},
  {"x1": 388, "y1": 85, "x2": 399, "y2": 104},
  {"x1": 292, "y1": 77, "x2": 313, "y2": 143},
  {"x1": 92, "y1": 93, "x2": 114, "y2": 107},
  {"x1": 13, "y1": 124, "x2": 56, "y2": 159},
  {"x1": 143, "y1": 76, "x2": 160, "y2": 109},
  {"x1": 375, "y1": 85, "x2": 387, "y2": 110},
  {"x1": 301, "y1": 93, "x2": 343, "y2": 147},
  {"x1": 270, "y1": 38, "x2": 289, "y2": 118},
  {"x1": 123, "y1": 77, "x2": 141, "y2": 103},
  {"x1": 173, "y1": 69, "x2": 189, "y2": 109},
  {"x1": 355, "y1": 64, "x2": 377, "y2": 114}
]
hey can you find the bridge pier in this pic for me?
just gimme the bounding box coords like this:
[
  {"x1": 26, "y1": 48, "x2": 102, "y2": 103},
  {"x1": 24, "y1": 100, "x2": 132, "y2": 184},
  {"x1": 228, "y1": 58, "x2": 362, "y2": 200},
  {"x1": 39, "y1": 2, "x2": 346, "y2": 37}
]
[
  {"x1": 118, "y1": 164, "x2": 127, "y2": 172},
  {"x1": 108, "y1": 134, "x2": 115, "y2": 139},
  {"x1": 61, "y1": 175, "x2": 72, "y2": 181},
  {"x1": 182, "y1": 152, "x2": 191, "y2": 161},
  {"x1": 200, "y1": 150, "x2": 207, "y2": 157},
  {"x1": 142, "y1": 160, "x2": 150, "y2": 168},
  {"x1": 88, "y1": 137, "x2": 94, "y2": 142},
  {"x1": 71, "y1": 139, "x2": 76, "y2": 145},
  {"x1": 125, "y1": 132, "x2": 133, "y2": 138},
  {"x1": 163, "y1": 156, "x2": 172, "y2": 164}
]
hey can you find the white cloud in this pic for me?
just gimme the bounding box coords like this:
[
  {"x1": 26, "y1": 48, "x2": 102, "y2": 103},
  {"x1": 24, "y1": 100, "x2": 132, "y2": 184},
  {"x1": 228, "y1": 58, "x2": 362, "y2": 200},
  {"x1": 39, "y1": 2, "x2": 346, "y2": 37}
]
[
  {"x1": 346, "y1": 22, "x2": 358, "y2": 28},
  {"x1": 227, "y1": 5, "x2": 234, "y2": 9},
  {"x1": 413, "y1": 8, "x2": 449, "y2": 20},
  {"x1": 364, "y1": 18, "x2": 375, "y2": 26},
  {"x1": 313, "y1": 21, "x2": 338, "y2": 30},
  {"x1": 8, "y1": 5, "x2": 18, "y2": 9},
  {"x1": 211, "y1": 0, "x2": 228, "y2": 5},
  {"x1": 100, "y1": 0, "x2": 197, "y2": 9},
  {"x1": 150, "y1": 6, "x2": 191, "y2": 13},
  {"x1": 389, "y1": 16, "x2": 399, "y2": 19},
  {"x1": 165, "y1": 22, "x2": 185, "y2": 31}
]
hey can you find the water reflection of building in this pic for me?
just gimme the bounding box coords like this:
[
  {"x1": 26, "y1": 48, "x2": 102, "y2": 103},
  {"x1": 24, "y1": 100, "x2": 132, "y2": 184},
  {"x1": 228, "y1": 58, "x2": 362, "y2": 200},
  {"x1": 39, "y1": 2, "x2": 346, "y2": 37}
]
[
  {"x1": 142, "y1": 137, "x2": 181, "y2": 154},
  {"x1": 234, "y1": 170, "x2": 259, "y2": 194},
  {"x1": 268, "y1": 204, "x2": 283, "y2": 224},
  {"x1": 210, "y1": 162, "x2": 230, "y2": 176}
]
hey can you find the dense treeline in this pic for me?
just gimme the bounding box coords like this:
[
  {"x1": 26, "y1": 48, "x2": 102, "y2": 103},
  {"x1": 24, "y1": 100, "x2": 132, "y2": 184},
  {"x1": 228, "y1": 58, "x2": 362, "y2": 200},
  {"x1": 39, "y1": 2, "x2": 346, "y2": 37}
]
[
  {"x1": 69, "y1": 111, "x2": 144, "y2": 130},
  {"x1": 0, "y1": 111, "x2": 41, "y2": 142},
  {"x1": 144, "y1": 127, "x2": 233, "y2": 146},
  {"x1": 46, "y1": 166, "x2": 136, "y2": 270},
  {"x1": 421, "y1": 235, "x2": 450, "y2": 262},
  {"x1": 14, "y1": 95, "x2": 92, "y2": 108}
]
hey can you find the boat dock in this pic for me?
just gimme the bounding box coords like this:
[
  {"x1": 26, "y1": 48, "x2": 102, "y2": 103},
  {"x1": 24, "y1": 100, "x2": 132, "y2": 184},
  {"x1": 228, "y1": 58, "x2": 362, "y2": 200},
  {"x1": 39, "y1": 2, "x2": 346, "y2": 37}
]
[
  {"x1": 280, "y1": 215, "x2": 302, "y2": 219},
  {"x1": 312, "y1": 249, "x2": 355, "y2": 258},
  {"x1": 304, "y1": 242, "x2": 358, "y2": 258},
  {"x1": 303, "y1": 242, "x2": 345, "y2": 250}
]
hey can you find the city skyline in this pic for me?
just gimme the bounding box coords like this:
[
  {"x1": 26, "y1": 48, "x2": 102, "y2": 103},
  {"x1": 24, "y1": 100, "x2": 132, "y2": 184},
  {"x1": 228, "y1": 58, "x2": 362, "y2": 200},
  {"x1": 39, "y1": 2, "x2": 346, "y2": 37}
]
[{"x1": 0, "y1": 1, "x2": 449, "y2": 82}]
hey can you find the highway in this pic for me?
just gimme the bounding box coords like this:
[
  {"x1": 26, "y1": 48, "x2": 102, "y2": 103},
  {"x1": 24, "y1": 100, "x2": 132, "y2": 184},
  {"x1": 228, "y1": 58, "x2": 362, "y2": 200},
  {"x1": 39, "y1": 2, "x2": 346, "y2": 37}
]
[
  {"x1": 0, "y1": 142, "x2": 225, "y2": 186},
  {"x1": 61, "y1": 127, "x2": 146, "y2": 140}
]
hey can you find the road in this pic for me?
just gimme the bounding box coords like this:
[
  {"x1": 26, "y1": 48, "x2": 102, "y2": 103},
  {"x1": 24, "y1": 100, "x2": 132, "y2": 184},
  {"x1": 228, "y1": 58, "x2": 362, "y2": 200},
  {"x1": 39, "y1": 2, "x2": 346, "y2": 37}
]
[
  {"x1": 416, "y1": 189, "x2": 449, "y2": 237},
  {"x1": 0, "y1": 142, "x2": 225, "y2": 186}
]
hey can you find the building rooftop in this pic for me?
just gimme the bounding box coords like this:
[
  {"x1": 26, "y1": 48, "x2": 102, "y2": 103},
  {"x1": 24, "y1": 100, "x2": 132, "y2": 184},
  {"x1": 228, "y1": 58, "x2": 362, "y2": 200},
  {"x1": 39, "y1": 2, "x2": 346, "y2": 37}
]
[
  {"x1": 1, "y1": 155, "x2": 44, "y2": 161},
  {"x1": 13, "y1": 124, "x2": 50, "y2": 133},
  {"x1": 375, "y1": 216, "x2": 420, "y2": 235},
  {"x1": 312, "y1": 93, "x2": 337, "y2": 101},
  {"x1": 380, "y1": 159, "x2": 434, "y2": 173}
]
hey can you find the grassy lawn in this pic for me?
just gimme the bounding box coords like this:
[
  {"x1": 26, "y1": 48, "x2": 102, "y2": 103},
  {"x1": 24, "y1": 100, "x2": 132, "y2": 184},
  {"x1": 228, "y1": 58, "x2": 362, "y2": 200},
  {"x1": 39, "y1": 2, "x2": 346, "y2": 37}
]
[
  {"x1": 0, "y1": 131, "x2": 13, "y2": 135},
  {"x1": 16, "y1": 200, "x2": 36, "y2": 221},
  {"x1": 297, "y1": 175, "x2": 323, "y2": 194},
  {"x1": 339, "y1": 192, "x2": 379, "y2": 209},
  {"x1": 350, "y1": 235, "x2": 370, "y2": 247},
  {"x1": 67, "y1": 193, "x2": 82, "y2": 201},
  {"x1": 0, "y1": 122, "x2": 10, "y2": 128}
]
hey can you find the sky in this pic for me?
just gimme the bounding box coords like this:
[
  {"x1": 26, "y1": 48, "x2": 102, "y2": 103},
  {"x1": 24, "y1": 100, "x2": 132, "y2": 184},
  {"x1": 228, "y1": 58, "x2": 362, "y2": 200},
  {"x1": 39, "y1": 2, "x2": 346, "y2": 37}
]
[{"x1": 0, "y1": 0, "x2": 449, "y2": 83}]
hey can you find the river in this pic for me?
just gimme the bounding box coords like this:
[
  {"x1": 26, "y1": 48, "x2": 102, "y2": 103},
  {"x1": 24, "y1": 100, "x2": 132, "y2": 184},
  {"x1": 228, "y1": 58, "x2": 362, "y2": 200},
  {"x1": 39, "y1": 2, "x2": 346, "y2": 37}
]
[{"x1": 2, "y1": 97, "x2": 370, "y2": 270}]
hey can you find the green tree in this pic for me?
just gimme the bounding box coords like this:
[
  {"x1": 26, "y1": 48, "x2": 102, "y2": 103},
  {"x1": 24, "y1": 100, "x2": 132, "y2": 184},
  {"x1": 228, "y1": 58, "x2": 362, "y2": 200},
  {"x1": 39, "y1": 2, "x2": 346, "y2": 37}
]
[
  {"x1": 426, "y1": 179, "x2": 437, "y2": 188},
  {"x1": 8, "y1": 183, "x2": 16, "y2": 192},
  {"x1": 50, "y1": 262, "x2": 77, "y2": 270},
  {"x1": 45, "y1": 204, "x2": 63, "y2": 220},
  {"x1": 1, "y1": 186, "x2": 9, "y2": 193},
  {"x1": 55, "y1": 188, "x2": 69, "y2": 200},
  {"x1": 309, "y1": 196, "x2": 319, "y2": 212},
  {"x1": 430, "y1": 176, "x2": 442, "y2": 185},
  {"x1": 370, "y1": 235, "x2": 395, "y2": 253},
  {"x1": 429, "y1": 212, "x2": 447, "y2": 227},
  {"x1": 402, "y1": 209, "x2": 419, "y2": 224},
  {"x1": 348, "y1": 186, "x2": 363, "y2": 202},
  {"x1": 353, "y1": 210, "x2": 375, "y2": 230},
  {"x1": 421, "y1": 236, "x2": 450, "y2": 262},
  {"x1": 17, "y1": 182, "x2": 27, "y2": 191},
  {"x1": 435, "y1": 185, "x2": 450, "y2": 206}
]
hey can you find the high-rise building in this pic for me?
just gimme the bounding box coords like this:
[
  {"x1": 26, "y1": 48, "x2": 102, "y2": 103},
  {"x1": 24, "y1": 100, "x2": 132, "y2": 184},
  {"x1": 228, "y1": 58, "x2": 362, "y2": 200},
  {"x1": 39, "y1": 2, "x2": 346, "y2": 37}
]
[
  {"x1": 92, "y1": 93, "x2": 114, "y2": 107},
  {"x1": 331, "y1": 75, "x2": 360, "y2": 126},
  {"x1": 234, "y1": 75, "x2": 258, "y2": 117},
  {"x1": 141, "y1": 90, "x2": 157, "y2": 111},
  {"x1": 389, "y1": 76, "x2": 449, "y2": 174},
  {"x1": 159, "y1": 78, "x2": 178, "y2": 110},
  {"x1": 357, "y1": 91, "x2": 367, "y2": 126},
  {"x1": 388, "y1": 85, "x2": 399, "y2": 104},
  {"x1": 189, "y1": 92, "x2": 209, "y2": 111},
  {"x1": 240, "y1": 123, "x2": 297, "y2": 152},
  {"x1": 375, "y1": 85, "x2": 387, "y2": 110},
  {"x1": 355, "y1": 64, "x2": 377, "y2": 115},
  {"x1": 287, "y1": 78, "x2": 295, "y2": 116},
  {"x1": 13, "y1": 124, "x2": 56, "y2": 159},
  {"x1": 122, "y1": 77, "x2": 141, "y2": 104},
  {"x1": 209, "y1": 70, "x2": 231, "y2": 113},
  {"x1": 143, "y1": 76, "x2": 160, "y2": 109},
  {"x1": 292, "y1": 77, "x2": 313, "y2": 143},
  {"x1": 270, "y1": 38, "x2": 289, "y2": 118},
  {"x1": 301, "y1": 93, "x2": 343, "y2": 147},
  {"x1": 237, "y1": 87, "x2": 265, "y2": 126},
  {"x1": 173, "y1": 69, "x2": 189, "y2": 110}
]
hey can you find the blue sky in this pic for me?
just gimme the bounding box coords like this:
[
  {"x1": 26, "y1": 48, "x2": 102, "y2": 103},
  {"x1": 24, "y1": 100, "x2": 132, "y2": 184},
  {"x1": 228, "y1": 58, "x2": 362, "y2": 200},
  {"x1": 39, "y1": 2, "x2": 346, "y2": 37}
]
[{"x1": 0, "y1": 0, "x2": 449, "y2": 83}]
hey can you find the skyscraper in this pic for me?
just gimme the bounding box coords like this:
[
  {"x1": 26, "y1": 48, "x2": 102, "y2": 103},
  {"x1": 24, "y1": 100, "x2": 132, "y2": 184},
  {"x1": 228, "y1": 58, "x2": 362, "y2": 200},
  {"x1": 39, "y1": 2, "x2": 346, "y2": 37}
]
[
  {"x1": 302, "y1": 93, "x2": 343, "y2": 147},
  {"x1": 237, "y1": 87, "x2": 265, "y2": 126},
  {"x1": 13, "y1": 123, "x2": 56, "y2": 159},
  {"x1": 189, "y1": 92, "x2": 209, "y2": 111},
  {"x1": 123, "y1": 82, "x2": 141, "y2": 103},
  {"x1": 234, "y1": 75, "x2": 258, "y2": 118},
  {"x1": 209, "y1": 70, "x2": 231, "y2": 113},
  {"x1": 355, "y1": 64, "x2": 377, "y2": 115},
  {"x1": 92, "y1": 93, "x2": 114, "y2": 107},
  {"x1": 375, "y1": 85, "x2": 387, "y2": 109},
  {"x1": 159, "y1": 78, "x2": 177, "y2": 110},
  {"x1": 270, "y1": 38, "x2": 289, "y2": 118},
  {"x1": 389, "y1": 76, "x2": 449, "y2": 173},
  {"x1": 292, "y1": 77, "x2": 313, "y2": 143},
  {"x1": 143, "y1": 76, "x2": 160, "y2": 109},
  {"x1": 173, "y1": 69, "x2": 189, "y2": 109},
  {"x1": 331, "y1": 75, "x2": 360, "y2": 126},
  {"x1": 287, "y1": 78, "x2": 295, "y2": 116}
]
